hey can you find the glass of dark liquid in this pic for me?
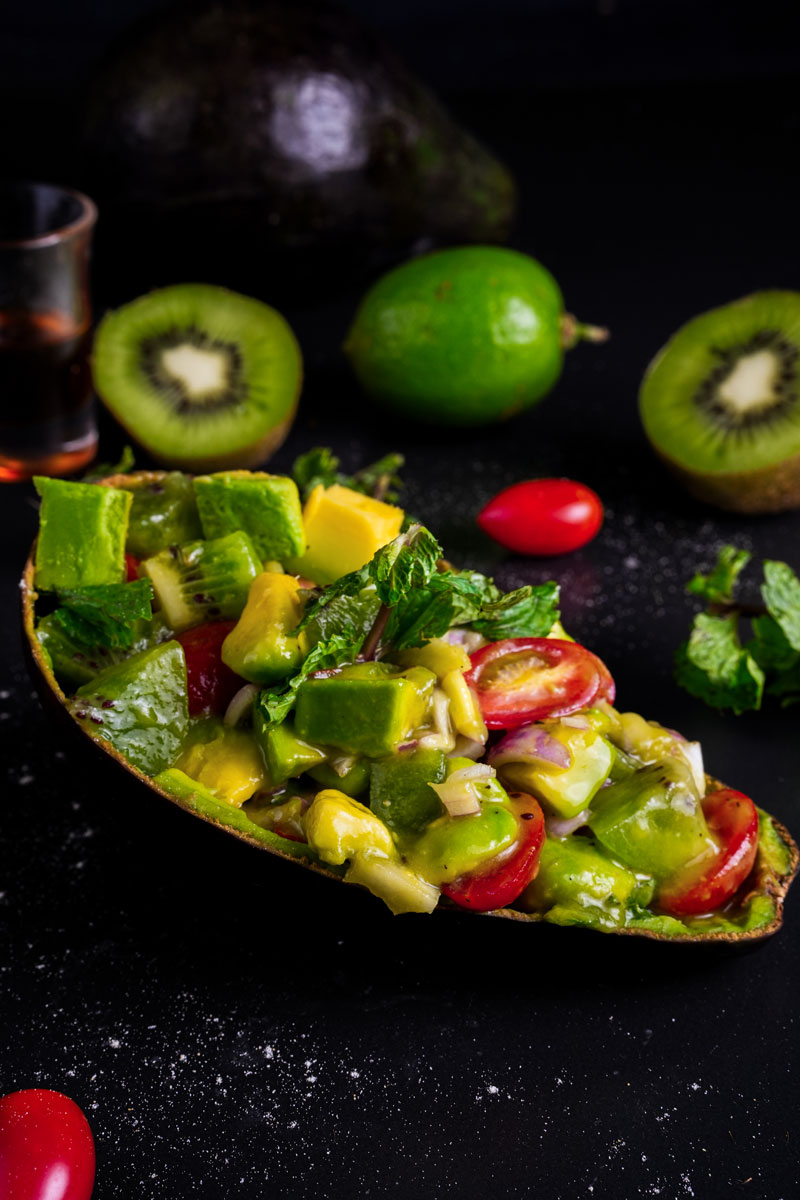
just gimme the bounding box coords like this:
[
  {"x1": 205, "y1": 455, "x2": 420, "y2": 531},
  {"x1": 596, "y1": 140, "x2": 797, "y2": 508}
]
[{"x1": 0, "y1": 182, "x2": 98, "y2": 482}]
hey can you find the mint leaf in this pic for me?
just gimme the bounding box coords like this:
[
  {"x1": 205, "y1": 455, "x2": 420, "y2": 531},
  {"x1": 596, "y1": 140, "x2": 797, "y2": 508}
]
[
  {"x1": 747, "y1": 613, "x2": 800, "y2": 673},
  {"x1": 292, "y1": 447, "x2": 340, "y2": 499},
  {"x1": 686, "y1": 545, "x2": 751, "y2": 605},
  {"x1": 53, "y1": 579, "x2": 154, "y2": 650},
  {"x1": 303, "y1": 587, "x2": 382, "y2": 644},
  {"x1": 674, "y1": 612, "x2": 764, "y2": 713},
  {"x1": 371, "y1": 524, "x2": 441, "y2": 606},
  {"x1": 81, "y1": 445, "x2": 135, "y2": 484},
  {"x1": 292, "y1": 446, "x2": 405, "y2": 503},
  {"x1": 256, "y1": 633, "x2": 360, "y2": 727},
  {"x1": 761, "y1": 559, "x2": 800, "y2": 651},
  {"x1": 385, "y1": 570, "x2": 495, "y2": 649},
  {"x1": 472, "y1": 582, "x2": 560, "y2": 640}
]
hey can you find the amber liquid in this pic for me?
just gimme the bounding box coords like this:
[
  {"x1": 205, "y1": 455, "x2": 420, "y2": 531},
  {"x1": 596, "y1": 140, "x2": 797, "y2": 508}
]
[{"x1": 0, "y1": 309, "x2": 97, "y2": 482}]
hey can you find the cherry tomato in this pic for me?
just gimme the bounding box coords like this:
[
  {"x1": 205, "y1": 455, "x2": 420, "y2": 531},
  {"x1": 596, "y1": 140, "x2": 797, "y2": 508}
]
[
  {"x1": 588, "y1": 651, "x2": 616, "y2": 704},
  {"x1": 464, "y1": 638, "x2": 605, "y2": 729},
  {"x1": 659, "y1": 788, "x2": 759, "y2": 916},
  {"x1": 124, "y1": 554, "x2": 140, "y2": 582},
  {"x1": 176, "y1": 621, "x2": 243, "y2": 717},
  {"x1": 441, "y1": 794, "x2": 546, "y2": 911},
  {"x1": 0, "y1": 1089, "x2": 95, "y2": 1200},
  {"x1": 477, "y1": 478, "x2": 603, "y2": 556}
]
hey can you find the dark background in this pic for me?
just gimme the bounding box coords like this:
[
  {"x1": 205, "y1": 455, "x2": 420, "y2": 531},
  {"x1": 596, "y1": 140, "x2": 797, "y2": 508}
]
[{"x1": 2, "y1": 2, "x2": 800, "y2": 1197}]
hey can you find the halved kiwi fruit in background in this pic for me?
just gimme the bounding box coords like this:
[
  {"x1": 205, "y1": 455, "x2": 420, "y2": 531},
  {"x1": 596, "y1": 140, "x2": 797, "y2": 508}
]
[
  {"x1": 92, "y1": 284, "x2": 302, "y2": 471},
  {"x1": 640, "y1": 291, "x2": 800, "y2": 513}
]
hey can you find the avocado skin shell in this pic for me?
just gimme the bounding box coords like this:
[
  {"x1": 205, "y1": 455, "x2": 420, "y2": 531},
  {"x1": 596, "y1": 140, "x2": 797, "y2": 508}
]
[
  {"x1": 21, "y1": 474, "x2": 799, "y2": 941},
  {"x1": 649, "y1": 443, "x2": 800, "y2": 515},
  {"x1": 79, "y1": 0, "x2": 516, "y2": 298}
]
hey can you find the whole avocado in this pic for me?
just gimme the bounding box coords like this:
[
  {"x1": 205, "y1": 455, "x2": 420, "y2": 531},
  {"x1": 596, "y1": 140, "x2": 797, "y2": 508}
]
[
  {"x1": 81, "y1": 0, "x2": 516, "y2": 298},
  {"x1": 345, "y1": 246, "x2": 608, "y2": 426}
]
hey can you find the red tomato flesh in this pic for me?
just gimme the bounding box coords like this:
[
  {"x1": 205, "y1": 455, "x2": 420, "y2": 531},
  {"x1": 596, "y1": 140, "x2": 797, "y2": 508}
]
[
  {"x1": 0, "y1": 1089, "x2": 95, "y2": 1200},
  {"x1": 464, "y1": 638, "x2": 605, "y2": 729},
  {"x1": 588, "y1": 650, "x2": 616, "y2": 704},
  {"x1": 176, "y1": 621, "x2": 243, "y2": 717},
  {"x1": 441, "y1": 794, "x2": 546, "y2": 911},
  {"x1": 477, "y1": 478, "x2": 603, "y2": 556},
  {"x1": 124, "y1": 553, "x2": 140, "y2": 582},
  {"x1": 659, "y1": 788, "x2": 759, "y2": 916}
]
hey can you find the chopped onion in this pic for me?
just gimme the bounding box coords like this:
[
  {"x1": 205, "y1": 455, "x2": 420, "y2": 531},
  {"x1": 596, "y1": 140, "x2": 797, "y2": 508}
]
[
  {"x1": 560, "y1": 714, "x2": 590, "y2": 730},
  {"x1": 448, "y1": 736, "x2": 486, "y2": 760},
  {"x1": 546, "y1": 809, "x2": 592, "y2": 838},
  {"x1": 488, "y1": 726, "x2": 571, "y2": 770},
  {"x1": 443, "y1": 627, "x2": 486, "y2": 654},
  {"x1": 223, "y1": 684, "x2": 259, "y2": 727},
  {"x1": 329, "y1": 754, "x2": 357, "y2": 778},
  {"x1": 417, "y1": 733, "x2": 455, "y2": 751},
  {"x1": 430, "y1": 764, "x2": 494, "y2": 817},
  {"x1": 447, "y1": 764, "x2": 496, "y2": 782},
  {"x1": 678, "y1": 741, "x2": 705, "y2": 796}
]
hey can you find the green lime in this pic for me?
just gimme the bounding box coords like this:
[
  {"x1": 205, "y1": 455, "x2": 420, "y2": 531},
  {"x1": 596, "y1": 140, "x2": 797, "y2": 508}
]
[{"x1": 344, "y1": 246, "x2": 606, "y2": 426}]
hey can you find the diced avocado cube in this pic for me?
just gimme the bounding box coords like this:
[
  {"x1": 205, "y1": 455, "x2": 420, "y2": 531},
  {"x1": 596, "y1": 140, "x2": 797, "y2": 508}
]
[
  {"x1": 141, "y1": 531, "x2": 260, "y2": 632},
  {"x1": 307, "y1": 757, "x2": 372, "y2": 798},
  {"x1": 221, "y1": 572, "x2": 309, "y2": 684},
  {"x1": 394, "y1": 637, "x2": 471, "y2": 679},
  {"x1": 34, "y1": 477, "x2": 132, "y2": 590},
  {"x1": 588, "y1": 762, "x2": 715, "y2": 879},
  {"x1": 287, "y1": 483, "x2": 404, "y2": 585},
  {"x1": 71, "y1": 641, "x2": 189, "y2": 775},
  {"x1": 520, "y1": 834, "x2": 652, "y2": 918},
  {"x1": 120, "y1": 472, "x2": 202, "y2": 558},
  {"x1": 294, "y1": 662, "x2": 435, "y2": 758},
  {"x1": 253, "y1": 717, "x2": 327, "y2": 785},
  {"x1": 194, "y1": 470, "x2": 305, "y2": 562},
  {"x1": 499, "y1": 722, "x2": 615, "y2": 819},
  {"x1": 174, "y1": 724, "x2": 266, "y2": 806},
  {"x1": 369, "y1": 747, "x2": 446, "y2": 834}
]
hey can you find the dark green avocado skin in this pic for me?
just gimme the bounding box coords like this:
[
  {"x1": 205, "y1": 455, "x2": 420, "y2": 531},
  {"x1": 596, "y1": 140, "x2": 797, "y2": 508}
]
[{"x1": 80, "y1": 0, "x2": 516, "y2": 298}]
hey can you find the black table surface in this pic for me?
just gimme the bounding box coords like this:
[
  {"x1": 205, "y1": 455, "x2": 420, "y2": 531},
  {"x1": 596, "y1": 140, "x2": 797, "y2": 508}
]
[{"x1": 3, "y1": 65, "x2": 800, "y2": 1200}]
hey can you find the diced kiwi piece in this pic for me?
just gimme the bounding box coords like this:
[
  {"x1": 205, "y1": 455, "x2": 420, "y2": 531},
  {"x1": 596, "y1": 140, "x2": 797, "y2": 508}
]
[
  {"x1": 193, "y1": 471, "x2": 305, "y2": 561},
  {"x1": 640, "y1": 291, "x2": 800, "y2": 512},
  {"x1": 141, "y1": 531, "x2": 260, "y2": 632},
  {"x1": 92, "y1": 284, "x2": 302, "y2": 471},
  {"x1": 33, "y1": 477, "x2": 132, "y2": 590},
  {"x1": 117, "y1": 472, "x2": 202, "y2": 558},
  {"x1": 71, "y1": 641, "x2": 189, "y2": 775}
]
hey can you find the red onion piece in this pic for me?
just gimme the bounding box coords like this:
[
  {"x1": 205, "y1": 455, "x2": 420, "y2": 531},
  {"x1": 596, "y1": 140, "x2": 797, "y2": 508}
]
[
  {"x1": 223, "y1": 684, "x2": 259, "y2": 726},
  {"x1": 546, "y1": 809, "x2": 592, "y2": 838},
  {"x1": 488, "y1": 726, "x2": 571, "y2": 771}
]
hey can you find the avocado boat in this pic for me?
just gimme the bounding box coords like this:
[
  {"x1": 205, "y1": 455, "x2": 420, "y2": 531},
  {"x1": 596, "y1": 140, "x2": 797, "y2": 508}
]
[{"x1": 21, "y1": 466, "x2": 798, "y2": 943}]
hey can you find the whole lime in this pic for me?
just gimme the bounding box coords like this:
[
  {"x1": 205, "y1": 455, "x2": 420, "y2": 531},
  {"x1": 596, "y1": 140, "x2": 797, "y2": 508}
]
[{"x1": 344, "y1": 246, "x2": 606, "y2": 426}]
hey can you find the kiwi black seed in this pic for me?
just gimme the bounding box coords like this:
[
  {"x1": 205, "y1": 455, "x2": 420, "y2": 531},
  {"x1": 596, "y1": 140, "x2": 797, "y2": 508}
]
[
  {"x1": 92, "y1": 284, "x2": 302, "y2": 471},
  {"x1": 639, "y1": 291, "x2": 800, "y2": 513}
]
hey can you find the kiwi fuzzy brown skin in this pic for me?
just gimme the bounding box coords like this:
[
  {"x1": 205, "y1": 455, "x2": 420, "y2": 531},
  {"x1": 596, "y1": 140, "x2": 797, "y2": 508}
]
[
  {"x1": 651, "y1": 446, "x2": 800, "y2": 515},
  {"x1": 21, "y1": 475, "x2": 799, "y2": 942}
]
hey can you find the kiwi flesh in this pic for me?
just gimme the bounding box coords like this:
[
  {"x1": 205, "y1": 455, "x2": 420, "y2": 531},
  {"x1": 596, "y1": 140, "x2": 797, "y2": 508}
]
[
  {"x1": 640, "y1": 291, "x2": 800, "y2": 512},
  {"x1": 92, "y1": 284, "x2": 302, "y2": 471}
]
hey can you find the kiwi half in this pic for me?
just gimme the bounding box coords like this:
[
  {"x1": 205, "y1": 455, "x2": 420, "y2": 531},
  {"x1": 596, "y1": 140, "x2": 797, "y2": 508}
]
[
  {"x1": 92, "y1": 284, "x2": 302, "y2": 471},
  {"x1": 640, "y1": 291, "x2": 800, "y2": 512}
]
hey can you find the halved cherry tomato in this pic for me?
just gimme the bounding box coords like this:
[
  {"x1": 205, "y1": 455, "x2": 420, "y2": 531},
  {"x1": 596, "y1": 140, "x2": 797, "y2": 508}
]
[
  {"x1": 0, "y1": 1088, "x2": 95, "y2": 1200},
  {"x1": 588, "y1": 651, "x2": 616, "y2": 704},
  {"x1": 464, "y1": 638, "x2": 605, "y2": 729},
  {"x1": 124, "y1": 553, "x2": 140, "y2": 582},
  {"x1": 176, "y1": 621, "x2": 243, "y2": 717},
  {"x1": 659, "y1": 788, "x2": 759, "y2": 916},
  {"x1": 441, "y1": 793, "x2": 545, "y2": 911},
  {"x1": 477, "y1": 479, "x2": 603, "y2": 556}
]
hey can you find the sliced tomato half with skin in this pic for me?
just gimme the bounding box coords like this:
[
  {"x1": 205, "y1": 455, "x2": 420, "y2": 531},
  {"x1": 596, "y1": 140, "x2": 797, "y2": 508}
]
[
  {"x1": 441, "y1": 793, "x2": 546, "y2": 912},
  {"x1": 658, "y1": 788, "x2": 759, "y2": 916},
  {"x1": 176, "y1": 621, "x2": 243, "y2": 717},
  {"x1": 588, "y1": 650, "x2": 615, "y2": 704},
  {"x1": 464, "y1": 637, "x2": 604, "y2": 729}
]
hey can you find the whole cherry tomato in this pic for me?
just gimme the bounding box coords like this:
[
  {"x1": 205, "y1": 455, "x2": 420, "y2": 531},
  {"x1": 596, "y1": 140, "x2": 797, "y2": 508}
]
[
  {"x1": 659, "y1": 788, "x2": 759, "y2": 916},
  {"x1": 464, "y1": 637, "x2": 607, "y2": 729},
  {"x1": 442, "y1": 794, "x2": 546, "y2": 911},
  {"x1": 0, "y1": 1089, "x2": 95, "y2": 1200},
  {"x1": 176, "y1": 621, "x2": 243, "y2": 717},
  {"x1": 477, "y1": 478, "x2": 603, "y2": 556}
]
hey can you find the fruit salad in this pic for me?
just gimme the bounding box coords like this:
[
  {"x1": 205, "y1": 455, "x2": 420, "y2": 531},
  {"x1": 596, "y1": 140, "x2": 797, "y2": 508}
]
[{"x1": 24, "y1": 458, "x2": 797, "y2": 940}]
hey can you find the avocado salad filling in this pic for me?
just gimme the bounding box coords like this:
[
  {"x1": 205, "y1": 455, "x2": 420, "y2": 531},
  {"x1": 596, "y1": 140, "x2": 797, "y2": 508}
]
[{"x1": 26, "y1": 452, "x2": 797, "y2": 939}]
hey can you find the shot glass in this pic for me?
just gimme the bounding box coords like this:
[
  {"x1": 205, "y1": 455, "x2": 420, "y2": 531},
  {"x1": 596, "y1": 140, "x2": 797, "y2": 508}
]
[{"x1": 0, "y1": 181, "x2": 98, "y2": 482}]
